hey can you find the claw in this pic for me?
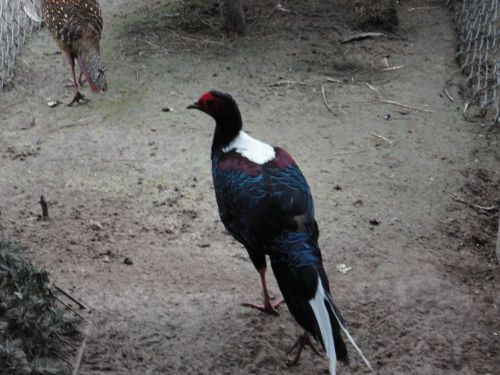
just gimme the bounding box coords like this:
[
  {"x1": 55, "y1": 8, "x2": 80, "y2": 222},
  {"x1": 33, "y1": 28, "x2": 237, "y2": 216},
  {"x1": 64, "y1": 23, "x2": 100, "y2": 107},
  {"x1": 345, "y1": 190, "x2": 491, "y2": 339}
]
[
  {"x1": 68, "y1": 91, "x2": 89, "y2": 106},
  {"x1": 241, "y1": 298, "x2": 284, "y2": 316},
  {"x1": 287, "y1": 333, "x2": 322, "y2": 367}
]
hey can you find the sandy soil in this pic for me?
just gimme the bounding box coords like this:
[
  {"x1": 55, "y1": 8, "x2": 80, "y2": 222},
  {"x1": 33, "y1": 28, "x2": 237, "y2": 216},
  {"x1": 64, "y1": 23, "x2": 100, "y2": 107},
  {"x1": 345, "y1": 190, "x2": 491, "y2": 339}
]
[{"x1": 1, "y1": 0, "x2": 499, "y2": 374}]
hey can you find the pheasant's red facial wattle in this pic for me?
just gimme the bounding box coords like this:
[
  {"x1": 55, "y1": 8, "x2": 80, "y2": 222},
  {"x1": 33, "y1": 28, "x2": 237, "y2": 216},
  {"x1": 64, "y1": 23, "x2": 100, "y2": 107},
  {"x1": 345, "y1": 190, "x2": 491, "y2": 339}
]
[{"x1": 197, "y1": 92, "x2": 223, "y2": 114}]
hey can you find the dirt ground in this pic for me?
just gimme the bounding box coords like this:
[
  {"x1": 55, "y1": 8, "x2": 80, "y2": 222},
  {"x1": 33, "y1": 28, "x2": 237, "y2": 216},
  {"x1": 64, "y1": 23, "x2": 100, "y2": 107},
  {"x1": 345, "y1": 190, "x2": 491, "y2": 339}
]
[{"x1": 1, "y1": 0, "x2": 499, "y2": 374}]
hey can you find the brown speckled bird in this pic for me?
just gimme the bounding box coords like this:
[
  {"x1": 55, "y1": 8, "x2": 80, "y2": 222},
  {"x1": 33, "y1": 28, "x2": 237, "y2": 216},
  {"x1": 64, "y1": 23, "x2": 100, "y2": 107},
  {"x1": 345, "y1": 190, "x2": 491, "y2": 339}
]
[{"x1": 40, "y1": 0, "x2": 107, "y2": 105}]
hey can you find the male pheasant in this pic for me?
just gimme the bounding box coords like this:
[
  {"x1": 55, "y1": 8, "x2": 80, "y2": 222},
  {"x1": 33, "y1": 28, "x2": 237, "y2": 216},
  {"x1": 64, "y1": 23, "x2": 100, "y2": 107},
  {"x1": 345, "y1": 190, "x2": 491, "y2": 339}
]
[{"x1": 187, "y1": 91, "x2": 372, "y2": 374}]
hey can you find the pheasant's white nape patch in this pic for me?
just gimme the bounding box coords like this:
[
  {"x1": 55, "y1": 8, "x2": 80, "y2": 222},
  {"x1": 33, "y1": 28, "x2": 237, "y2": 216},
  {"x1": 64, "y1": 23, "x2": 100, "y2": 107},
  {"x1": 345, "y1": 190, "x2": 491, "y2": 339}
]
[{"x1": 222, "y1": 131, "x2": 275, "y2": 164}]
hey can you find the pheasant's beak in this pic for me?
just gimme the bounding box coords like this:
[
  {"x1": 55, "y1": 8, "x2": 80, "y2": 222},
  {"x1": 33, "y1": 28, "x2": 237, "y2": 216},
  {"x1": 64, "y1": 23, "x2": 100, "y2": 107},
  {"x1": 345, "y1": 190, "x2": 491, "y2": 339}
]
[{"x1": 187, "y1": 102, "x2": 200, "y2": 110}]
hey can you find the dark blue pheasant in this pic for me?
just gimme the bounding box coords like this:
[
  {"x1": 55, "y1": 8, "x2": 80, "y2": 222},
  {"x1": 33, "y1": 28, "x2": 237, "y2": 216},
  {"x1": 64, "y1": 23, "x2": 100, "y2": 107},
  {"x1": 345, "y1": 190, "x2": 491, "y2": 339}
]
[{"x1": 187, "y1": 91, "x2": 371, "y2": 374}]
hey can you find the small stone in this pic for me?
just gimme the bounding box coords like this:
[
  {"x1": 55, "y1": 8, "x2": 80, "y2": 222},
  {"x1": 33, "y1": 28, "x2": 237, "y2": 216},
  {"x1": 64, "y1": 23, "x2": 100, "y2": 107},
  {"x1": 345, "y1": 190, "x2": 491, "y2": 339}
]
[
  {"x1": 369, "y1": 219, "x2": 381, "y2": 226},
  {"x1": 335, "y1": 264, "x2": 352, "y2": 273},
  {"x1": 353, "y1": 199, "x2": 364, "y2": 208},
  {"x1": 124, "y1": 257, "x2": 133, "y2": 265}
]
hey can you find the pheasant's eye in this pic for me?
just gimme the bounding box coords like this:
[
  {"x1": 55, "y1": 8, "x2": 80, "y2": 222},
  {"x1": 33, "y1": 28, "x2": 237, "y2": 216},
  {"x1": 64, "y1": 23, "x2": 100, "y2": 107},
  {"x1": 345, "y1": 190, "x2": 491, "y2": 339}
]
[{"x1": 206, "y1": 99, "x2": 214, "y2": 106}]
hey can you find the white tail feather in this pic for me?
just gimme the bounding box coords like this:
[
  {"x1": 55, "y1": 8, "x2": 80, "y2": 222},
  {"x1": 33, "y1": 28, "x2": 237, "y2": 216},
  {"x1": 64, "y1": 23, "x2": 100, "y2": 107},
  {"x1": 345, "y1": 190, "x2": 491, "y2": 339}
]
[
  {"x1": 308, "y1": 277, "x2": 337, "y2": 375},
  {"x1": 325, "y1": 294, "x2": 373, "y2": 370}
]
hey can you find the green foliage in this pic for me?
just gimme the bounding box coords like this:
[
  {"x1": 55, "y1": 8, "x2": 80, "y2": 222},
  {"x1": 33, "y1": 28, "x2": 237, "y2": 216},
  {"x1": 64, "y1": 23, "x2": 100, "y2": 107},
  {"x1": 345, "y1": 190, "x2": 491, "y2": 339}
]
[{"x1": 0, "y1": 238, "x2": 76, "y2": 375}]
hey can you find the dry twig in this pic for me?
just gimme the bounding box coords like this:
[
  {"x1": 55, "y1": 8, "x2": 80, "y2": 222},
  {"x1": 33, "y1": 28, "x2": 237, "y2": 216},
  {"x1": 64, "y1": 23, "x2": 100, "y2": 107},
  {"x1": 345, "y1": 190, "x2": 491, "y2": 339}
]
[
  {"x1": 451, "y1": 193, "x2": 499, "y2": 212},
  {"x1": 331, "y1": 149, "x2": 369, "y2": 157},
  {"x1": 364, "y1": 82, "x2": 378, "y2": 91},
  {"x1": 369, "y1": 132, "x2": 394, "y2": 145},
  {"x1": 325, "y1": 77, "x2": 343, "y2": 84},
  {"x1": 51, "y1": 351, "x2": 73, "y2": 367},
  {"x1": 268, "y1": 80, "x2": 307, "y2": 87},
  {"x1": 380, "y1": 65, "x2": 405, "y2": 72},
  {"x1": 321, "y1": 85, "x2": 333, "y2": 112},
  {"x1": 443, "y1": 88, "x2": 454, "y2": 102},
  {"x1": 338, "y1": 104, "x2": 347, "y2": 115},
  {"x1": 54, "y1": 285, "x2": 89, "y2": 310},
  {"x1": 408, "y1": 6, "x2": 440, "y2": 12},
  {"x1": 341, "y1": 32, "x2": 386, "y2": 44},
  {"x1": 380, "y1": 99, "x2": 435, "y2": 113}
]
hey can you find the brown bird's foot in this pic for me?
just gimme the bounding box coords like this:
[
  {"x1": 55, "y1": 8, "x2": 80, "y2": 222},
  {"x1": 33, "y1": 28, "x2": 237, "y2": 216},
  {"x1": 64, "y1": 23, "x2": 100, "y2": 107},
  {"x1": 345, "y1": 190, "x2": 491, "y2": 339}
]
[
  {"x1": 241, "y1": 298, "x2": 285, "y2": 316},
  {"x1": 68, "y1": 91, "x2": 89, "y2": 106},
  {"x1": 78, "y1": 75, "x2": 87, "y2": 87},
  {"x1": 65, "y1": 80, "x2": 77, "y2": 88},
  {"x1": 287, "y1": 333, "x2": 322, "y2": 367}
]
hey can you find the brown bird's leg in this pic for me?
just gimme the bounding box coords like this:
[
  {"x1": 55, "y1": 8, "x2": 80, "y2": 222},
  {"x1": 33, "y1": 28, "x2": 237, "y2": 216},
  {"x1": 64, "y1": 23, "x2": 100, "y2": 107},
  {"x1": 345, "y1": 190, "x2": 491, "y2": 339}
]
[
  {"x1": 78, "y1": 71, "x2": 87, "y2": 86},
  {"x1": 241, "y1": 267, "x2": 284, "y2": 315},
  {"x1": 67, "y1": 56, "x2": 87, "y2": 106},
  {"x1": 65, "y1": 71, "x2": 86, "y2": 88},
  {"x1": 287, "y1": 332, "x2": 322, "y2": 367}
]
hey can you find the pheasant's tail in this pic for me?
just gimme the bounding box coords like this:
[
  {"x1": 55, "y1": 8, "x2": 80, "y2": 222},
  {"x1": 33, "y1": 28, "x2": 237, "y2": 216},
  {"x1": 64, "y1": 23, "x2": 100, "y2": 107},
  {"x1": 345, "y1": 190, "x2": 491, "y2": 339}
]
[
  {"x1": 309, "y1": 276, "x2": 372, "y2": 374},
  {"x1": 325, "y1": 293, "x2": 373, "y2": 371}
]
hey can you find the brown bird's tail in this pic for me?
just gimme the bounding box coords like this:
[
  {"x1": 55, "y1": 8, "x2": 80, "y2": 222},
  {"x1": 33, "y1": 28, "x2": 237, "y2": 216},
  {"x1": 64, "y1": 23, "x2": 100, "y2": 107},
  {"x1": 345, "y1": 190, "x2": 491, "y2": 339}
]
[{"x1": 77, "y1": 44, "x2": 107, "y2": 93}]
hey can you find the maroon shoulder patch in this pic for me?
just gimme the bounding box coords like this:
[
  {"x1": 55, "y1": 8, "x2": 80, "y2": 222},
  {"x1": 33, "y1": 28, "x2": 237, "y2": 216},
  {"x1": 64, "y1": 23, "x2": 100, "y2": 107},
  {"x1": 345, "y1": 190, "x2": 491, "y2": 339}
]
[
  {"x1": 218, "y1": 152, "x2": 262, "y2": 177},
  {"x1": 267, "y1": 147, "x2": 297, "y2": 169}
]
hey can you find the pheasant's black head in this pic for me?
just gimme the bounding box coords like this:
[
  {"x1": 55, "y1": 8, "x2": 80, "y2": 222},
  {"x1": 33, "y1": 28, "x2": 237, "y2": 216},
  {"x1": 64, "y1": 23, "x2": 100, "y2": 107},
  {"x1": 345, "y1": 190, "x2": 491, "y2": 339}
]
[
  {"x1": 187, "y1": 91, "x2": 240, "y2": 120},
  {"x1": 188, "y1": 91, "x2": 243, "y2": 153}
]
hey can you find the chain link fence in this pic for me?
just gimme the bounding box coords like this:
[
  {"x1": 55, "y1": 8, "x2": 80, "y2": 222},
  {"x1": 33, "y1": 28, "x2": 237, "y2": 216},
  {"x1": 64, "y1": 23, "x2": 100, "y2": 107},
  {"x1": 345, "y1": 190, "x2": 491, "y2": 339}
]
[
  {"x1": 453, "y1": 0, "x2": 500, "y2": 124},
  {"x1": 0, "y1": 0, "x2": 41, "y2": 89}
]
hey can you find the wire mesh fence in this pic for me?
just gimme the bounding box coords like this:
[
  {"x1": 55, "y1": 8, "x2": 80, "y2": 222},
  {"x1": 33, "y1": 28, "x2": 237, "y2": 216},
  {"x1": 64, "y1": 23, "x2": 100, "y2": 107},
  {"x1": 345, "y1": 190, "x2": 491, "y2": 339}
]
[
  {"x1": 0, "y1": 0, "x2": 42, "y2": 89},
  {"x1": 453, "y1": 0, "x2": 500, "y2": 124}
]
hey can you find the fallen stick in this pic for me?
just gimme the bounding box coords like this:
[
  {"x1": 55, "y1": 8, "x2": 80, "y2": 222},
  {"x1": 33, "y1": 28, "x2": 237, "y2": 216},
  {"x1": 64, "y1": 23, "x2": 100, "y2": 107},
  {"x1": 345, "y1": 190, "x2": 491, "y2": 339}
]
[
  {"x1": 52, "y1": 351, "x2": 74, "y2": 367},
  {"x1": 380, "y1": 65, "x2": 405, "y2": 72},
  {"x1": 53, "y1": 295, "x2": 87, "y2": 320},
  {"x1": 364, "y1": 82, "x2": 378, "y2": 91},
  {"x1": 338, "y1": 104, "x2": 348, "y2": 115},
  {"x1": 325, "y1": 77, "x2": 343, "y2": 84},
  {"x1": 408, "y1": 6, "x2": 440, "y2": 12},
  {"x1": 463, "y1": 102, "x2": 470, "y2": 114},
  {"x1": 331, "y1": 149, "x2": 368, "y2": 156},
  {"x1": 321, "y1": 85, "x2": 333, "y2": 112},
  {"x1": 268, "y1": 80, "x2": 306, "y2": 87},
  {"x1": 341, "y1": 32, "x2": 386, "y2": 44},
  {"x1": 451, "y1": 193, "x2": 499, "y2": 212},
  {"x1": 56, "y1": 333, "x2": 79, "y2": 352},
  {"x1": 369, "y1": 132, "x2": 394, "y2": 145},
  {"x1": 40, "y1": 195, "x2": 49, "y2": 221},
  {"x1": 380, "y1": 99, "x2": 435, "y2": 113},
  {"x1": 55, "y1": 285, "x2": 89, "y2": 310},
  {"x1": 443, "y1": 88, "x2": 454, "y2": 102}
]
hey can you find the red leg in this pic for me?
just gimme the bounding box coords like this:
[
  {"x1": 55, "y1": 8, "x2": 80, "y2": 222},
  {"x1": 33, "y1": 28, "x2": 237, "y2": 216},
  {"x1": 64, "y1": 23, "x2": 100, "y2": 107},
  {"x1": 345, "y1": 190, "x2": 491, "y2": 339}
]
[
  {"x1": 241, "y1": 267, "x2": 284, "y2": 315},
  {"x1": 287, "y1": 332, "x2": 322, "y2": 367},
  {"x1": 78, "y1": 71, "x2": 87, "y2": 86},
  {"x1": 67, "y1": 57, "x2": 87, "y2": 106}
]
